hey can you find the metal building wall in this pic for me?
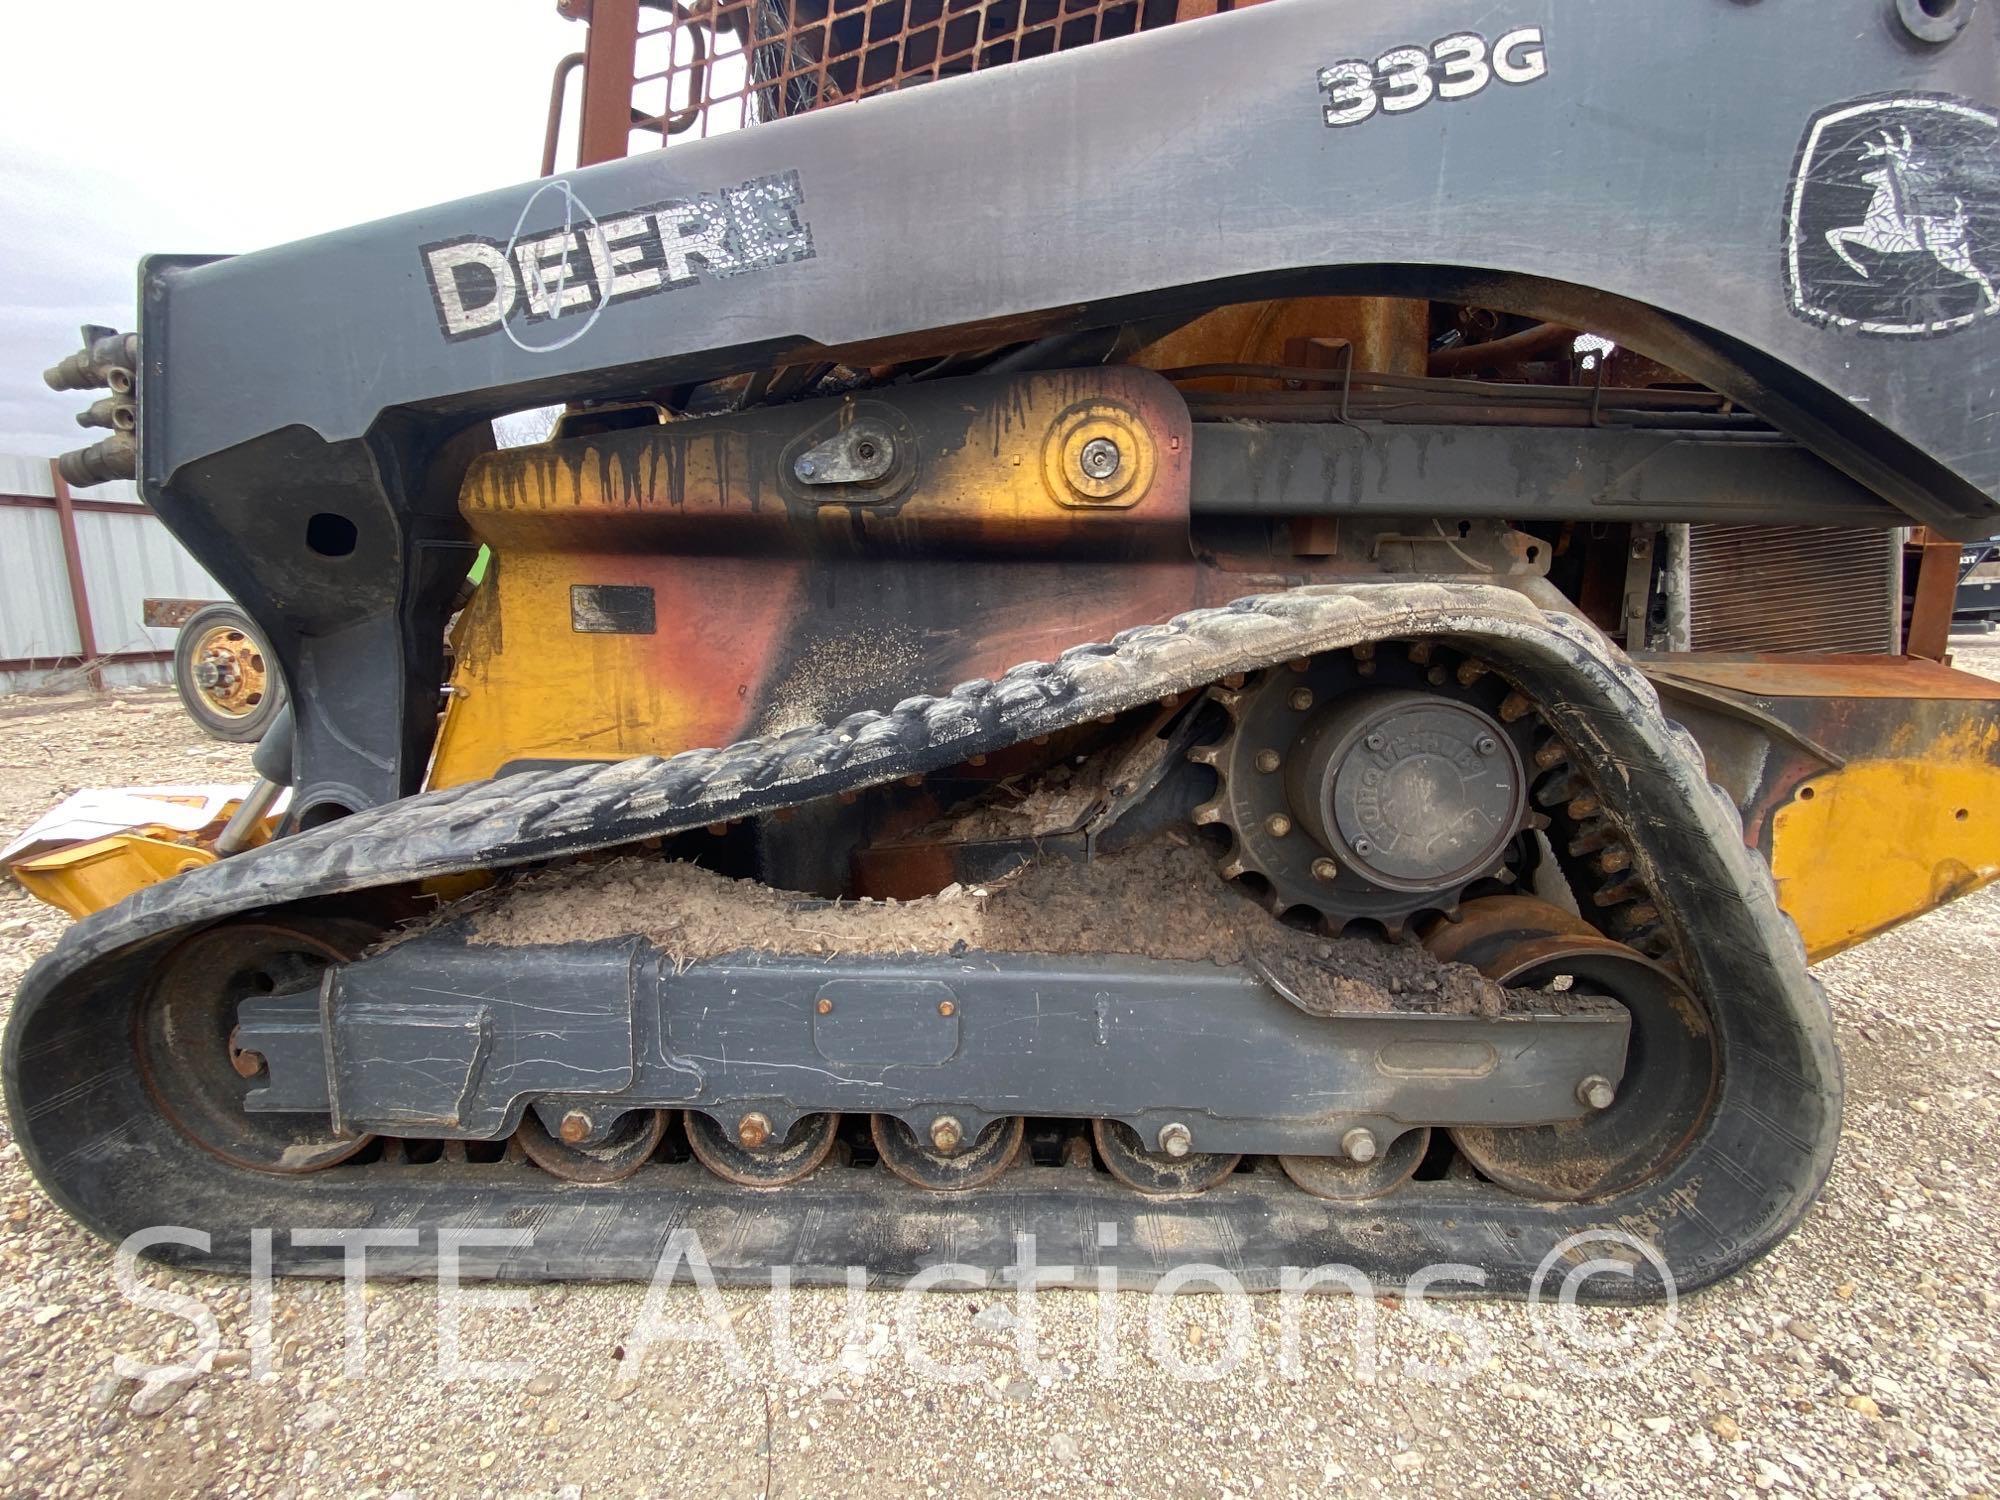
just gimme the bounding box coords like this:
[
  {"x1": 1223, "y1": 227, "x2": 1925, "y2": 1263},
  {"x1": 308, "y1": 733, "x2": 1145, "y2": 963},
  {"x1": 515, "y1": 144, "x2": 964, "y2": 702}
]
[{"x1": 0, "y1": 454, "x2": 224, "y2": 694}]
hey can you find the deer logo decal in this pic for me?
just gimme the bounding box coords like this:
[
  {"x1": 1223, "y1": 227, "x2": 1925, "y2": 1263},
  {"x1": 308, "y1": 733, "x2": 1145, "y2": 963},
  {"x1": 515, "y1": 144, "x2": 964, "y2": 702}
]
[{"x1": 1787, "y1": 96, "x2": 2000, "y2": 337}]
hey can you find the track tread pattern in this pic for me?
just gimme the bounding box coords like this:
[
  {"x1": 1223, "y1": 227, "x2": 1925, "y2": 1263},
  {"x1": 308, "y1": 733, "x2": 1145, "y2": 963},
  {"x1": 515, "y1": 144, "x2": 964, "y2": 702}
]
[{"x1": 4, "y1": 583, "x2": 1841, "y2": 1299}]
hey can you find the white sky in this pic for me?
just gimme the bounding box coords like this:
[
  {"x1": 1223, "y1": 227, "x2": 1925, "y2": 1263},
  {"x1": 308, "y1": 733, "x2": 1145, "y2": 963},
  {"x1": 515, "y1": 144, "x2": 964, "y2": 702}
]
[{"x1": 0, "y1": 2, "x2": 588, "y2": 460}]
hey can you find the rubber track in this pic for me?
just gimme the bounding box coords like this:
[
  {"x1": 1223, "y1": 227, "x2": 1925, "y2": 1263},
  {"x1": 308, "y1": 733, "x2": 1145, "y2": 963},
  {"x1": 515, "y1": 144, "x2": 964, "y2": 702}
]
[{"x1": 3, "y1": 582, "x2": 1841, "y2": 1298}]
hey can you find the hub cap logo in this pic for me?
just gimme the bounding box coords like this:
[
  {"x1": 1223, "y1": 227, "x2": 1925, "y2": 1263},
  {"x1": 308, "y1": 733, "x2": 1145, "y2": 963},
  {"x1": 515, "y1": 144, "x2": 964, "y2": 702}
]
[{"x1": 1785, "y1": 95, "x2": 2000, "y2": 337}]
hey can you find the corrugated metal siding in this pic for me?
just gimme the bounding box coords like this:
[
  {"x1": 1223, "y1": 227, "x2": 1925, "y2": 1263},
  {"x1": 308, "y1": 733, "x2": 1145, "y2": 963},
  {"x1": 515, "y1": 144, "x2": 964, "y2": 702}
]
[
  {"x1": 0, "y1": 453, "x2": 141, "y2": 506},
  {"x1": 0, "y1": 454, "x2": 224, "y2": 694},
  {"x1": 0, "y1": 506, "x2": 80, "y2": 661},
  {"x1": 1686, "y1": 524, "x2": 1900, "y2": 654},
  {"x1": 72, "y1": 508, "x2": 224, "y2": 659}
]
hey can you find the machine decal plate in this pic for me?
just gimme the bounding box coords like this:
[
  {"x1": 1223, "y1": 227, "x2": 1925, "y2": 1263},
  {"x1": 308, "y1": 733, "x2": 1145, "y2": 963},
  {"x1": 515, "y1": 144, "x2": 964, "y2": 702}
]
[
  {"x1": 1317, "y1": 26, "x2": 1547, "y2": 130},
  {"x1": 1786, "y1": 95, "x2": 2000, "y2": 338},
  {"x1": 421, "y1": 170, "x2": 815, "y2": 346}
]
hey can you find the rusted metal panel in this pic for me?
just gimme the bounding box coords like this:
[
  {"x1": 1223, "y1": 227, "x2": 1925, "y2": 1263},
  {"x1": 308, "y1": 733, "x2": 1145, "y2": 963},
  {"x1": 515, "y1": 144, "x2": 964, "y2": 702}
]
[
  {"x1": 1646, "y1": 653, "x2": 2000, "y2": 702},
  {"x1": 1647, "y1": 653, "x2": 2000, "y2": 958},
  {"x1": 1904, "y1": 531, "x2": 1961, "y2": 660}
]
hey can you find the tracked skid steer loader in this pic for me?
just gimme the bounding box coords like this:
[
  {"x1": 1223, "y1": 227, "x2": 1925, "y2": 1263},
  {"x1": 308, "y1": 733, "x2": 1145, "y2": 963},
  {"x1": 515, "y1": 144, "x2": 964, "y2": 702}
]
[{"x1": 16, "y1": 0, "x2": 2000, "y2": 1298}]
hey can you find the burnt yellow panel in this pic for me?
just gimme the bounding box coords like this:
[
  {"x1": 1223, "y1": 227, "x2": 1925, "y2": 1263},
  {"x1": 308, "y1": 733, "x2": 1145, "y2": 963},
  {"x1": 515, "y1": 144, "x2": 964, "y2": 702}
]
[
  {"x1": 12, "y1": 833, "x2": 214, "y2": 919},
  {"x1": 1772, "y1": 728, "x2": 2000, "y2": 961}
]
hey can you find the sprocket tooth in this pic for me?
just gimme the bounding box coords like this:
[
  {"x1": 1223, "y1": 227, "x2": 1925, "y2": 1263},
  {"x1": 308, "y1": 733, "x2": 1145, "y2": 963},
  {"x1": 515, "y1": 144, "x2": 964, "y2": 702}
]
[
  {"x1": 1591, "y1": 845, "x2": 1632, "y2": 876},
  {"x1": 1565, "y1": 824, "x2": 1617, "y2": 856},
  {"x1": 1192, "y1": 800, "x2": 1226, "y2": 826},
  {"x1": 1187, "y1": 743, "x2": 1222, "y2": 768},
  {"x1": 1593, "y1": 874, "x2": 1646, "y2": 907}
]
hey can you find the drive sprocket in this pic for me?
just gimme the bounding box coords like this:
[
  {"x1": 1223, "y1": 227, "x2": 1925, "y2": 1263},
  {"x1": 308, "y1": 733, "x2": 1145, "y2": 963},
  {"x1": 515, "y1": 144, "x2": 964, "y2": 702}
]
[{"x1": 1189, "y1": 642, "x2": 1539, "y2": 933}]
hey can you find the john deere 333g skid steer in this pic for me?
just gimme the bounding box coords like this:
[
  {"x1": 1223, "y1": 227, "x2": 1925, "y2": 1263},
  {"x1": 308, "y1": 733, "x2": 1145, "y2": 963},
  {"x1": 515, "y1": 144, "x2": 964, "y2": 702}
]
[{"x1": 17, "y1": 0, "x2": 2000, "y2": 1296}]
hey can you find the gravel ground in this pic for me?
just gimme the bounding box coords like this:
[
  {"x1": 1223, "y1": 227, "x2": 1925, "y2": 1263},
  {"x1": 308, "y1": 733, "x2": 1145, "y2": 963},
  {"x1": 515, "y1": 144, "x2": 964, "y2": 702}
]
[{"x1": 0, "y1": 654, "x2": 1997, "y2": 1500}]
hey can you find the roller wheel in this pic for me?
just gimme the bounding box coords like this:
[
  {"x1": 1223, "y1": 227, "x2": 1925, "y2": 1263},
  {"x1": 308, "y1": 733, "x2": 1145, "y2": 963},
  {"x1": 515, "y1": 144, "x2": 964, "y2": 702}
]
[
  {"x1": 517, "y1": 1108, "x2": 668, "y2": 1184},
  {"x1": 686, "y1": 1111, "x2": 838, "y2": 1187},
  {"x1": 1092, "y1": 1119, "x2": 1240, "y2": 1196},
  {"x1": 1280, "y1": 1127, "x2": 1429, "y2": 1202},
  {"x1": 870, "y1": 1115, "x2": 1024, "y2": 1191},
  {"x1": 1429, "y1": 897, "x2": 1716, "y2": 1203}
]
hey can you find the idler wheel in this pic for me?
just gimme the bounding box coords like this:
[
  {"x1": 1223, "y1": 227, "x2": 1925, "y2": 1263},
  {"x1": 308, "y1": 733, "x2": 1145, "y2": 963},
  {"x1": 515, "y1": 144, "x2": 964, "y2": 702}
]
[
  {"x1": 136, "y1": 920, "x2": 375, "y2": 1174},
  {"x1": 1280, "y1": 1126, "x2": 1429, "y2": 1202},
  {"x1": 870, "y1": 1114, "x2": 1025, "y2": 1191},
  {"x1": 1428, "y1": 896, "x2": 1716, "y2": 1202},
  {"x1": 518, "y1": 1108, "x2": 669, "y2": 1184},
  {"x1": 686, "y1": 1111, "x2": 839, "y2": 1187},
  {"x1": 1092, "y1": 1119, "x2": 1240, "y2": 1196}
]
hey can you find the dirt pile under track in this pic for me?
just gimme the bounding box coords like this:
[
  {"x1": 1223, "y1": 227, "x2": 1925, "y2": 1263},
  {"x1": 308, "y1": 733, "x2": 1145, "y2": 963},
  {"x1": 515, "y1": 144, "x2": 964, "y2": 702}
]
[{"x1": 463, "y1": 838, "x2": 1519, "y2": 1016}]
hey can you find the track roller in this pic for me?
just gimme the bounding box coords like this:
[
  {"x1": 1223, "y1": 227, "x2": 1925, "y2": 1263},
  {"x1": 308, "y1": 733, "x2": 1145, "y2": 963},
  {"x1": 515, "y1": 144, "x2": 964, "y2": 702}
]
[
  {"x1": 1279, "y1": 1126, "x2": 1429, "y2": 1202},
  {"x1": 517, "y1": 1108, "x2": 669, "y2": 1184},
  {"x1": 1092, "y1": 1119, "x2": 1240, "y2": 1195},
  {"x1": 870, "y1": 1114, "x2": 1025, "y2": 1191},
  {"x1": 686, "y1": 1111, "x2": 839, "y2": 1186}
]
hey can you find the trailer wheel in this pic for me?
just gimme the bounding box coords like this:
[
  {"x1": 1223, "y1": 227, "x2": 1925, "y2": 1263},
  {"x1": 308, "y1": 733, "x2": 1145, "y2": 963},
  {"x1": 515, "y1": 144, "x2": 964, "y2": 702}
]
[{"x1": 173, "y1": 604, "x2": 286, "y2": 743}]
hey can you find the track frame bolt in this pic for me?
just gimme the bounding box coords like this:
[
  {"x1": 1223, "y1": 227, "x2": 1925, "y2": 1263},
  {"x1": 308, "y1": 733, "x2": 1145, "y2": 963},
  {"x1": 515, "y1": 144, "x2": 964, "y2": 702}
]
[
  {"x1": 1265, "y1": 813, "x2": 1293, "y2": 837},
  {"x1": 1342, "y1": 1127, "x2": 1379, "y2": 1163},
  {"x1": 929, "y1": 1116, "x2": 965, "y2": 1153},
  {"x1": 1255, "y1": 749, "x2": 1282, "y2": 774},
  {"x1": 1364, "y1": 732, "x2": 1386, "y2": 752},
  {"x1": 1157, "y1": 1122, "x2": 1193, "y2": 1158},
  {"x1": 795, "y1": 456, "x2": 818, "y2": 480},
  {"x1": 816, "y1": 997, "x2": 833, "y2": 1015},
  {"x1": 1312, "y1": 857, "x2": 1340, "y2": 882},
  {"x1": 1577, "y1": 1076, "x2": 1617, "y2": 1111},
  {"x1": 558, "y1": 1110, "x2": 593, "y2": 1144},
  {"x1": 1351, "y1": 837, "x2": 1373, "y2": 856},
  {"x1": 1078, "y1": 436, "x2": 1123, "y2": 481},
  {"x1": 1475, "y1": 735, "x2": 1499, "y2": 756},
  {"x1": 1288, "y1": 688, "x2": 1314, "y2": 712},
  {"x1": 938, "y1": 999, "x2": 956, "y2": 1017},
  {"x1": 737, "y1": 1112, "x2": 772, "y2": 1149}
]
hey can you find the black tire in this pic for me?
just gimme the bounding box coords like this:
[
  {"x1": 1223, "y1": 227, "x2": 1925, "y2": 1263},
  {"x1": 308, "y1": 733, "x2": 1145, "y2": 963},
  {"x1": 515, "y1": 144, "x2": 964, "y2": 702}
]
[{"x1": 172, "y1": 604, "x2": 287, "y2": 743}]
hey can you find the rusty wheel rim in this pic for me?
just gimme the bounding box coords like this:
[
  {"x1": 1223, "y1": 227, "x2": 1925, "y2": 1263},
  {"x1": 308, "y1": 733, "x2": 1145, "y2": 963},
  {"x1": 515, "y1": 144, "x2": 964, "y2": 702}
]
[
  {"x1": 136, "y1": 920, "x2": 375, "y2": 1174},
  {"x1": 870, "y1": 1114, "x2": 1024, "y2": 1192},
  {"x1": 1092, "y1": 1119, "x2": 1240, "y2": 1196},
  {"x1": 685, "y1": 1111, "x2": 838, "y2": 1187},
  {"x1": 189, "y1": 624, "x2": 270, "y2": 720},
  {"x1": 1280, "y1": 1126, "x2": 1430, "y2": 1202},
  {"x1": 517, "y1": 1108, "x2": 669, "y2": 1184}
]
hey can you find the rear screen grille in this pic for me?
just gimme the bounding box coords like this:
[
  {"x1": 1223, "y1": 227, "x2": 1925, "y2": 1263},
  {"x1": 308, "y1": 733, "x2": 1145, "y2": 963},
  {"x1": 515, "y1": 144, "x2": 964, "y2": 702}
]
[{"x1": 629, "y1": 0, "x2": 1182, "y2": 142}]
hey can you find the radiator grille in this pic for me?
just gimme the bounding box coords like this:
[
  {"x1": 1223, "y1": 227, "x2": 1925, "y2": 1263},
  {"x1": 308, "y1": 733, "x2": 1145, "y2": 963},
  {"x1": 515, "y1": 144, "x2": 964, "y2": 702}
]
[
  {"x1": 1686, "y1": 524, "x2": 1898, "y2": 654},
  {"x1": 628, "y1": 0, "x2": 1183, "y2": 142}
]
